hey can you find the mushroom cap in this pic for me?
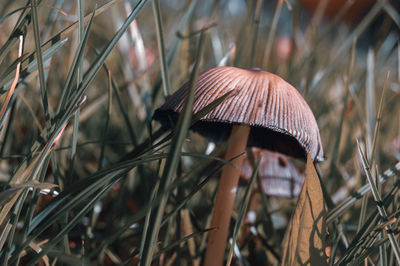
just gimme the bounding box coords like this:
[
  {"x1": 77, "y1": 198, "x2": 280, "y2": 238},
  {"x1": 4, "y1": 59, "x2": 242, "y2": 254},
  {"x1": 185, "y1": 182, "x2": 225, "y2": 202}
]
[
  {"x1": 240, "y1": 148, "x2": 305, "y2": 198},
  {"x1": 154, "y1": 66, "x2": 325, "y2": 162}
]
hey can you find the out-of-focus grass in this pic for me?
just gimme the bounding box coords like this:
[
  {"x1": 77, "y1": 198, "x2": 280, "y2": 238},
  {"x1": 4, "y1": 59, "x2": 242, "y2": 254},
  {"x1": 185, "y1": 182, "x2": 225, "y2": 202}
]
[{"x1": 0, "y1": 0, "x2": 399, "y2": 265}]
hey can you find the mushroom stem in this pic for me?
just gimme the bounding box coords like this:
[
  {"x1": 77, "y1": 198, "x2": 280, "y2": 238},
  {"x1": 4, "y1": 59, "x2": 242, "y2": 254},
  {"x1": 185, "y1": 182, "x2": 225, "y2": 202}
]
[{"x1": 204, "y1": 125, "x2": 250, "y2": 266}]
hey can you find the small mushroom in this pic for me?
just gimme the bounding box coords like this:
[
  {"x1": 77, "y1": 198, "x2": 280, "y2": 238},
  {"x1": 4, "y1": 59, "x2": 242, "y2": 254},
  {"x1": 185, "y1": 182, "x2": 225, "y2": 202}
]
[
  {"x1": 241, "y1": 148, "x2": 305, "y2": 199},
  {"x1": 154, "y1": 66, "x2": 324, "y2": 265},
  {"x1": 240, "y1": 148, "x2": 305, "y2": 231}
]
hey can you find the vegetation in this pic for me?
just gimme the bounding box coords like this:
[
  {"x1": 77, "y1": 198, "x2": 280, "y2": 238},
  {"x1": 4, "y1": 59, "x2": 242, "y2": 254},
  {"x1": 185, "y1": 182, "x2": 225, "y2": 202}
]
[{"x1": 0, "y1": 0, "x2": 399, "y2": 265}]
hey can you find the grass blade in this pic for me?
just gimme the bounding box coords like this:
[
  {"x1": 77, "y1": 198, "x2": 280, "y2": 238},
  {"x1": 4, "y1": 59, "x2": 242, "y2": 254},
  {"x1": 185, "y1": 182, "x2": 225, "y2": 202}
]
[
  {"x1": 62, "y1": 0, "x2": 149, "y2": 119},
  {"x1": 263, "y1": 0, "x2": 283, "y2": 68},
  {"x1": 26, "y1": 181, "x2": 117, "y2": 265},
  {"x1": 56, "y1": 7, "x2": 96, "y2": 114},
  {"x1": 0, "y1": 33, "x2": 24, "y2": 124},
  {"x1": 30, "y1": 0, "x2": 50, "y2": 130},
  {"x1": 327, "y1": 161, "x2": 400, "y2": 223},
  {"x1": 139, "y1": 32, "x2": 206, "y2": 266},
  {"x1": 0, "y1": 38, "x2": 67, "y2": 91},
  {"x1": 0, "y1": 0, "x2": 32, "y2": 64},
  {"x1": 357, "y1": 140, "x2": 400, "y2": 264},
  {"x1": 152, "y1": 0, "x2": 171, "y2": 97},
  {"x1": 226, "y1": 159, "x2": 260, "y2": 265}
]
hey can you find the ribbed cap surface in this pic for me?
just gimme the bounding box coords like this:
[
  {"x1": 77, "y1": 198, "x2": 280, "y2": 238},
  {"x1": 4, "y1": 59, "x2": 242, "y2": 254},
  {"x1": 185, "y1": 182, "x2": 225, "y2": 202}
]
[
  {"x1": 241, "y1": 148, "x2": 305, "y2": 198},
  {"x1": 154, "y1": 66, "x2": 324, "y2": 161}
]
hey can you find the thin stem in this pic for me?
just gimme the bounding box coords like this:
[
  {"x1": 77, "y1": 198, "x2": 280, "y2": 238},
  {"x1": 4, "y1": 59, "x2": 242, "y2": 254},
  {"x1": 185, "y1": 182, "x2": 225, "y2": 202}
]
[
  {"x1": 152, "y1": 0, "x2": 171, "y2": 97},
  {"x1": 326, "y1": 161, "x2": 400, "y2": 223},
  {"x1": 263, "y1": 0, "x2": 283, "y2": 68},
  {"x1": 204, "y1": 125, "x2": 250, "y2": 266},
  {"x1": 369, "y1": 71, "x2": 389, "y2": 168}
]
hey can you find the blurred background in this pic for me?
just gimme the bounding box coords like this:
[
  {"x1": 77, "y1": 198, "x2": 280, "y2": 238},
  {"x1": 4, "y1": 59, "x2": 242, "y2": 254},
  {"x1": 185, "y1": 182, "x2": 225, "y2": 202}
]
[{"x1": 0, "y1": 0, "x2": 400, "y2": 265}]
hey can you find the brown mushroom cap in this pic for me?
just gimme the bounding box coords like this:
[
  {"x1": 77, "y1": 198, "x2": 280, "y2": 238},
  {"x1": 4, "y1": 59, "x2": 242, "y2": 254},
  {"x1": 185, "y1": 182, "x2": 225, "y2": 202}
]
[
  {"x1": 240, "y1": 148, "x2": 305, "y2": 198},
  {"x1": 154, "y1": 66, "x2": 325, "y2": 162}
]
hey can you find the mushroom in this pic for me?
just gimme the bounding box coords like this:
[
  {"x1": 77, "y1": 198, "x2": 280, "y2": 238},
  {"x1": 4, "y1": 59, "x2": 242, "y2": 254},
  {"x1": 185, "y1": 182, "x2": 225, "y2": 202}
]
[
  {"x1": 239, "y1": 148, "x2": 305, "y2": 239},
  {"x1": 154, "y1": 66, "x2": 324, "y2": 265},
  {"x1": 240, "y1": 148, "x2": 305, "y2": 199}
]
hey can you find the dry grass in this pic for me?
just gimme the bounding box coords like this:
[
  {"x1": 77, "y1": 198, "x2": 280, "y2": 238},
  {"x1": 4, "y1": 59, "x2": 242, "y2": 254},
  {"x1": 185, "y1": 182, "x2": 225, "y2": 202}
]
[{"x1": 0, "y1": 0, "x2": 399, "y2": 265}]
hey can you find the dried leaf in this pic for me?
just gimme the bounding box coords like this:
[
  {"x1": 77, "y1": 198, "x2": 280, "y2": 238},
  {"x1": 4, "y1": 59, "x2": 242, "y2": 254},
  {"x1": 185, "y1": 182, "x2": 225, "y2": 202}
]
[{"x1": 281, "y1": 153, "x2": 327, "y2": 266}]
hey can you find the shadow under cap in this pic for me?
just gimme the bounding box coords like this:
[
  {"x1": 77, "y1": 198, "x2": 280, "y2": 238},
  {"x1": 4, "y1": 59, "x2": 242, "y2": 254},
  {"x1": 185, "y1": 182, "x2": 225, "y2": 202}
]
[{"x1": 154, "y1": 66, "x2": 325, "y2": 162}]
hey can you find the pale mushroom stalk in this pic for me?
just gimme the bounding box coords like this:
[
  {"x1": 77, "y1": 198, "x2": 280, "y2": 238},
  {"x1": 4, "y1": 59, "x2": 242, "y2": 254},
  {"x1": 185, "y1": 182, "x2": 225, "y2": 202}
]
[{"x1": 204, "y1": 125, "x2": 250, "y2": 265}]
